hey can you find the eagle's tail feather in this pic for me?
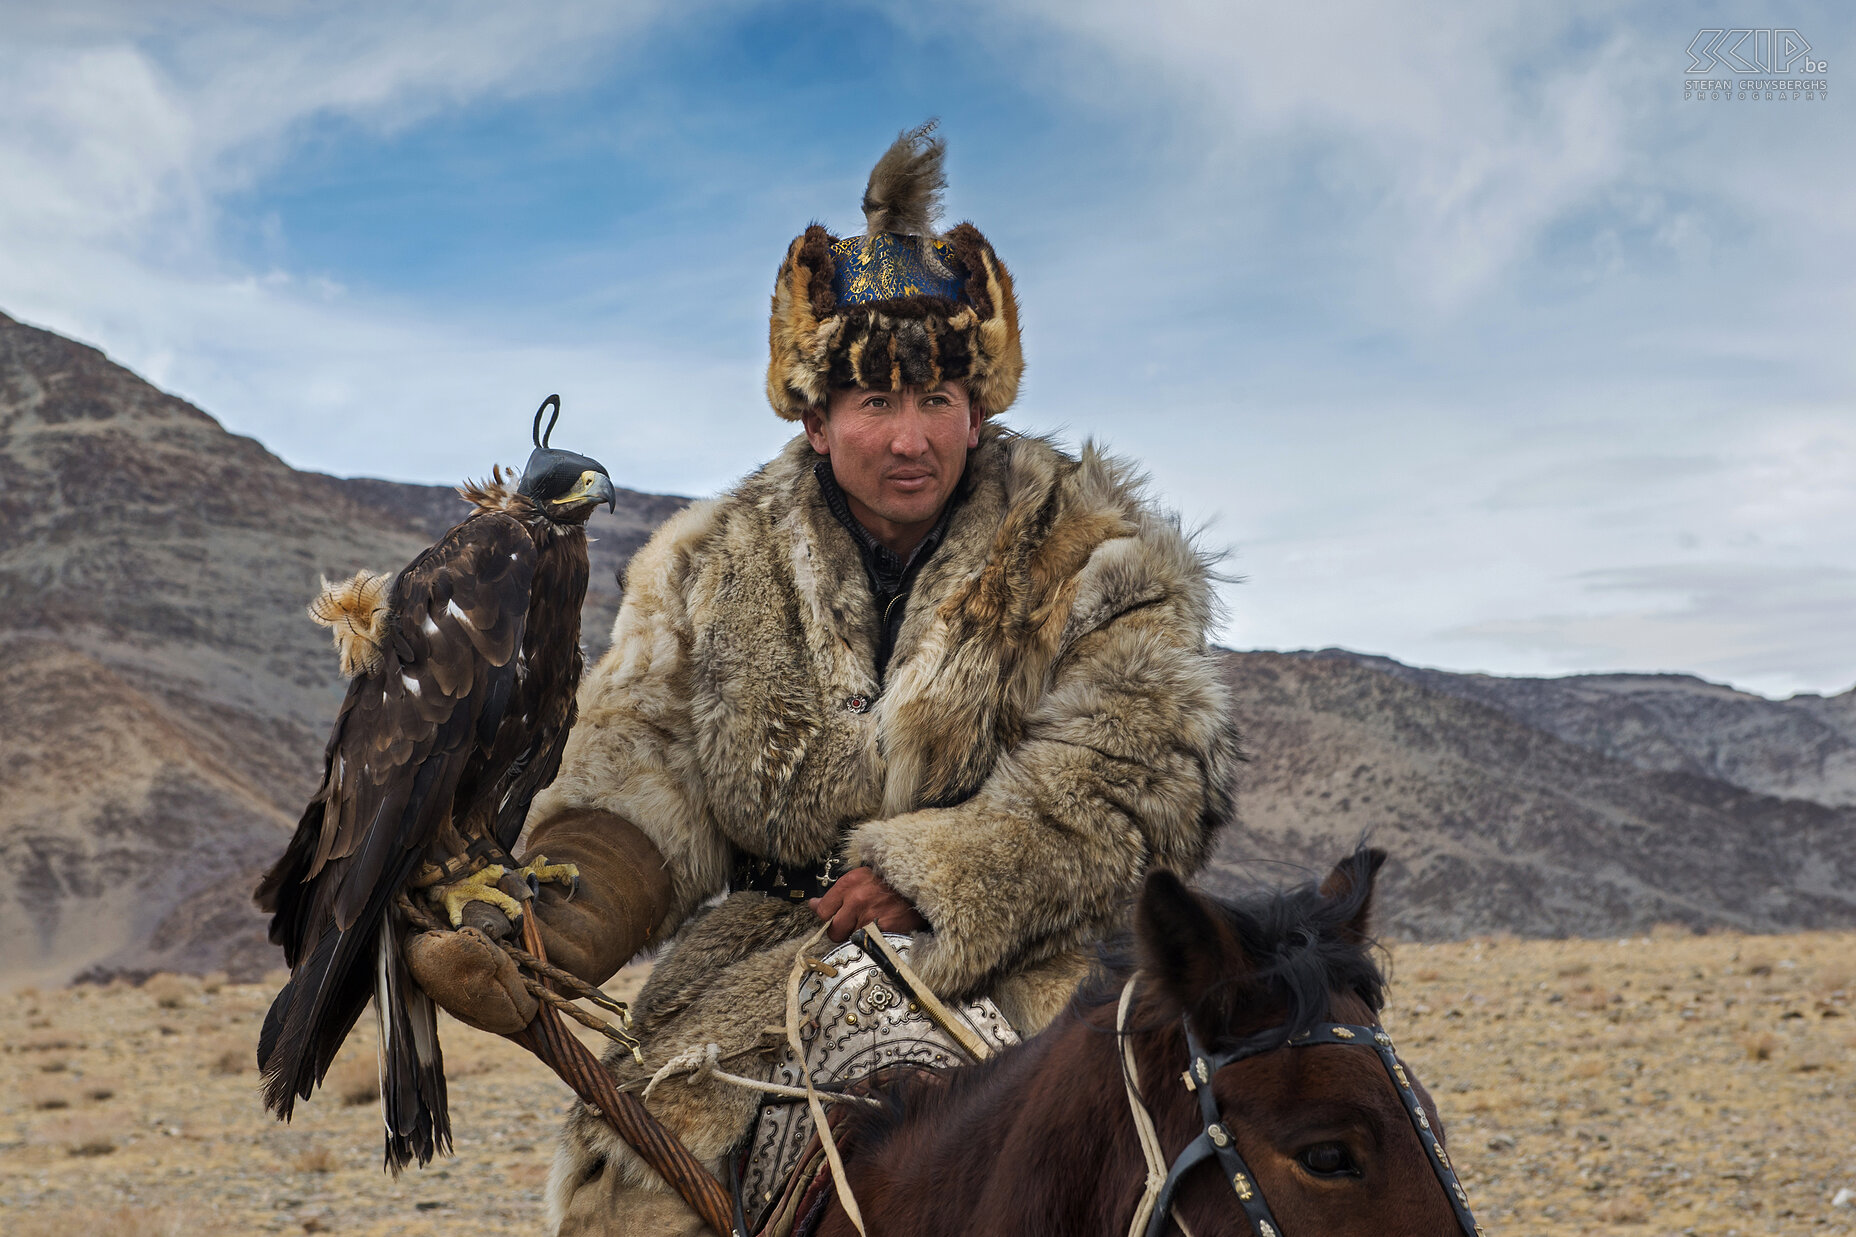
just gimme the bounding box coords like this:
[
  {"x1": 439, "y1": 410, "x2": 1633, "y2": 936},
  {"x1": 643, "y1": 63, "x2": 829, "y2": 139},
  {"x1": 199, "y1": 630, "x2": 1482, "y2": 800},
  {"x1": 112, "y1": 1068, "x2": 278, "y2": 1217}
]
[
  {"x1": 377, "y1": 925, "x2": 450, "y2": 1172},
  {"x1": 257, "y1": 919, "x2": 373, "y2": 1121}
]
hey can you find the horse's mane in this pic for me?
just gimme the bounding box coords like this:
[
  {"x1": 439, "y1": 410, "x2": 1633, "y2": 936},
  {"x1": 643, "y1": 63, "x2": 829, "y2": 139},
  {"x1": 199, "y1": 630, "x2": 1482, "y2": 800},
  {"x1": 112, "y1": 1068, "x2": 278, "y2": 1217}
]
[{"x1": 1084, "y1": 849, "x2": 1389, "y2": 1054}]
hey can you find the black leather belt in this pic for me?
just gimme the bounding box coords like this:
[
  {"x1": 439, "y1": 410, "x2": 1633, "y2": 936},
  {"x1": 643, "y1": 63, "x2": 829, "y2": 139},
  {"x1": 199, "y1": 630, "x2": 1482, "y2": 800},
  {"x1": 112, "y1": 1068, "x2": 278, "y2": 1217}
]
[{"x1": 731, "y1": 853, "x2": 853, "y2": 903}]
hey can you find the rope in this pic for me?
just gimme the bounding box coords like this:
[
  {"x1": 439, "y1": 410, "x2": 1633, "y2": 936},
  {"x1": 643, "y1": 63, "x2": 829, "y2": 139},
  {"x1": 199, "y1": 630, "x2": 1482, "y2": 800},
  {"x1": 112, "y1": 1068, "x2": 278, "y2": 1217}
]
[
  {"x1": 640, "y1": 1041, "x2": 883, "y2": 1108},
  {"x1": 515, "y1": 919, "x2": 737, "y2": 1234},
  {"x1": 1119, "y1": 978, "x2": 1196, "y2": 1237},
  {"x1": 524, "y1": 978, "x2": 644, "y2": 1059},
  {"x1": 505, "y1": 942, "x2": 633, "y2": 1023},
  {"x1": 394, "y1": 890, "x2": 736, "y2": 1234},
  {"x1": 396, "y1": 891, "x2": 636, "y2": 1036},
  {"x1": 787, "y1": 925, "x2": 868, "y2": 1237},
  {"x1": 394, "y1": 890, "x2": 883, "y2": 1232}
]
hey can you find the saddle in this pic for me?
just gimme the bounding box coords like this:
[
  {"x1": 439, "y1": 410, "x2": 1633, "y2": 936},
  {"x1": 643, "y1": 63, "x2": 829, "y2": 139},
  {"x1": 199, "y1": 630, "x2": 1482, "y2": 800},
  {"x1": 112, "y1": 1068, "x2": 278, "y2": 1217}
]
[{"x1": 734, "y1": 932, "x2": 1021, "y2": 1233}]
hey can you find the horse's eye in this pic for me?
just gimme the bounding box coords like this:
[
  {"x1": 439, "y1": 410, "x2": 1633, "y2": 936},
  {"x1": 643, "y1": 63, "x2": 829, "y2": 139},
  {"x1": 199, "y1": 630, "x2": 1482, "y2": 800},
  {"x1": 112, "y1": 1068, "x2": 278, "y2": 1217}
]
[{"x1": 1296, "y1": 1142, "x2": 1360, "y2": 1178}]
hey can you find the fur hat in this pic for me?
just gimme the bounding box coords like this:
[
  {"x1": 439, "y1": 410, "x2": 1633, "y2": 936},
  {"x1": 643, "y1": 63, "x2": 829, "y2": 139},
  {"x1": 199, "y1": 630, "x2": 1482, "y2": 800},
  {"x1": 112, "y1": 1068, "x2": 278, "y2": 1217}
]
[{"x1": 766, "y1": 122, "x2": 1023, "y2": 420}]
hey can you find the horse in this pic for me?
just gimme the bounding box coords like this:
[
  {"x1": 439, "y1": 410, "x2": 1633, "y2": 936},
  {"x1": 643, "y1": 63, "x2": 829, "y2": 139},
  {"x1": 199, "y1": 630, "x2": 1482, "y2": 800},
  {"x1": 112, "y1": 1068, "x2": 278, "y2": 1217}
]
[{"x1": 796, "y1": 848, "x2": 1480, "y2": 1237}]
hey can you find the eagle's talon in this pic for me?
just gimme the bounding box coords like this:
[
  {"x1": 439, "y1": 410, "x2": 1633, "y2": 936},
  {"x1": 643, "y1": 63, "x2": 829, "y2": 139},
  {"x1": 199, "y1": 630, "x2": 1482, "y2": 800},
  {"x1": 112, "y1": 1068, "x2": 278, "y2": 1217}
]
[
  {"x1": 431, "y1": 865, "x2": 525, "y2": 928},
  {"x1": 513, "y1": 855, "x2": 580, "y2": 898}
]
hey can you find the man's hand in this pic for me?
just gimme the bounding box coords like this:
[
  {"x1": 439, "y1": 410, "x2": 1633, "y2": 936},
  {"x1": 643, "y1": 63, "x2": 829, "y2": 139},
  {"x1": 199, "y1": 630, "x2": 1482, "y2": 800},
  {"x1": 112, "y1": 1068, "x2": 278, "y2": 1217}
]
[{"x1": 810, "y1": 866, "x2": 927, "y2": 943}]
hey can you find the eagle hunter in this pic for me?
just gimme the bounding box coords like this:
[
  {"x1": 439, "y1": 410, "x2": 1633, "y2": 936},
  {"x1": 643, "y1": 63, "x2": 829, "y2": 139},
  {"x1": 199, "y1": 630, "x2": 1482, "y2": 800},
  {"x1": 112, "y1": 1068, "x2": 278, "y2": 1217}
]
[{"x1": 256, "y1": 397, "x2": 616, "y2": 1170}]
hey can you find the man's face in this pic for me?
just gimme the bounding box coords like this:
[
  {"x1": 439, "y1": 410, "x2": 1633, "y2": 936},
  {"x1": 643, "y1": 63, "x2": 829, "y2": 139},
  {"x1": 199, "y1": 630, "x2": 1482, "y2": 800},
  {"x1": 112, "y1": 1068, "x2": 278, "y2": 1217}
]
[{"x1": 801, "y1": 380, "x2": 982, "y2": 553}]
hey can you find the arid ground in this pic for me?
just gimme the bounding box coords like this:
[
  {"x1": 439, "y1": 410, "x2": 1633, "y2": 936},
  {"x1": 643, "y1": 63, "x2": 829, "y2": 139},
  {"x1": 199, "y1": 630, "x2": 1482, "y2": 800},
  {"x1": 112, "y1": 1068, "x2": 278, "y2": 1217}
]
[{"x1": 3, "y1": 931, "x2": 1851, "y2": 1237}]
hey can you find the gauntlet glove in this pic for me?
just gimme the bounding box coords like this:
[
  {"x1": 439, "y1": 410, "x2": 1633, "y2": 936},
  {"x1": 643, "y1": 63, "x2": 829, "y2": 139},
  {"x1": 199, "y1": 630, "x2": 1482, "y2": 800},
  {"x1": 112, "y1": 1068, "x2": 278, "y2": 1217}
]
[{"x1": 403, "y1": 808, "x2": 672, "y2": 1034}]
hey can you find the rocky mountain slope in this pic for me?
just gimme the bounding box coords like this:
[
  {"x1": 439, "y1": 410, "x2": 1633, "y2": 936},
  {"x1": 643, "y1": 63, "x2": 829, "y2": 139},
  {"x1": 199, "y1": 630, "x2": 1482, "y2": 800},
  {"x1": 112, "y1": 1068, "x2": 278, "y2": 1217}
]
[
  {"x1": 0, "y1": 311, "x2": 680, "y2": 986},
  {"x1": 2, "y1": 311, "x2": 1852, "y2": 981},
  {"x1": 1207, "y1": 651, "x2": 1856, "y2": 940},
  {"x1": 1344, "y1": 652, "x2": 1856, "y2": 807}
]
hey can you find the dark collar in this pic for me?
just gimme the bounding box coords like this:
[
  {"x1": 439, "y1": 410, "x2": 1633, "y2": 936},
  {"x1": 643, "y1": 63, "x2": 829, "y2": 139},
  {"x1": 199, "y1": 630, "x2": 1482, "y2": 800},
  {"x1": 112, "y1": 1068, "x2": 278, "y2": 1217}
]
[{"x1": 813, "y1": 460, "x2": 965, "y2": 598}]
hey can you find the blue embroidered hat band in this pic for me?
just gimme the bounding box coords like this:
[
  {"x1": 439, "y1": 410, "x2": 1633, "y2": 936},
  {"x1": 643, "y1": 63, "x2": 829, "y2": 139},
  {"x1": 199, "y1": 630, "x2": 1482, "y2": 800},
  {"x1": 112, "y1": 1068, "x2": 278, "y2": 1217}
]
[
  {"x1": 830, "y1": 233, "x2": 966, "y2": 306},
  {"x1": 765, "y1": 124, "x2": 1023, "y2": 420}
]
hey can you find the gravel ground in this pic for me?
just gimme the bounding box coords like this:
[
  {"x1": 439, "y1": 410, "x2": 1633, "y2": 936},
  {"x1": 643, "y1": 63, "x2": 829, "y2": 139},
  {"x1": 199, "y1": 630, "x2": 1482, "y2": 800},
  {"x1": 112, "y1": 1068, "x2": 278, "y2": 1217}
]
[{"x1": 2, "y1": 931, "x2": 1851, "y2": 1236}]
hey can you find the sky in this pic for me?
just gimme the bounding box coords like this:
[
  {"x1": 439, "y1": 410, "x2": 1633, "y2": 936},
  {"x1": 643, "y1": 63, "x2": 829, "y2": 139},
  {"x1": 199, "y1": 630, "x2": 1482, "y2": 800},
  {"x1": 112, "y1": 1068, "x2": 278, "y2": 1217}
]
[{"x1": 1, "y1": 1, "x2": 1850, "y2": 698}]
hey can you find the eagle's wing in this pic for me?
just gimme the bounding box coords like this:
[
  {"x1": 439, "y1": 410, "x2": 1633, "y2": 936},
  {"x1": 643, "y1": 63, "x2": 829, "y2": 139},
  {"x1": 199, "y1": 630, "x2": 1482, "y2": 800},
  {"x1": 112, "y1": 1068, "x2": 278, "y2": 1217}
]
[{"x1": 256, "y1": 511, "x2": 536, "y2": 1161}]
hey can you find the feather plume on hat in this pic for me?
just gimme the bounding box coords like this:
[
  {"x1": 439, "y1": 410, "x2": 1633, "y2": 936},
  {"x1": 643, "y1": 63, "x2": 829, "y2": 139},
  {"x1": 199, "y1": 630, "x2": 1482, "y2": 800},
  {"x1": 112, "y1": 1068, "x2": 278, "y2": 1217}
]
[
  {"x1": 765, "y1": 123, "x2": 1022, "y2": 420},
  {"x1": 860, "y1": 121, "x2": 946, "y2": 238}
]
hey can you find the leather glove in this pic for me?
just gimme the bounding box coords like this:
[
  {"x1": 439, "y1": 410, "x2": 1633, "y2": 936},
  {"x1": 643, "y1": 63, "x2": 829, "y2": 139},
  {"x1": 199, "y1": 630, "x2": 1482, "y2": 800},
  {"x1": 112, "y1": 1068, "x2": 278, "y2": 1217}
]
[
  {"x1": 403, "y1": 924, "x2": 537, "y2": 1034},
  {"x1": 404, "y1": 808, "x2": 672, "y2": 1033}
]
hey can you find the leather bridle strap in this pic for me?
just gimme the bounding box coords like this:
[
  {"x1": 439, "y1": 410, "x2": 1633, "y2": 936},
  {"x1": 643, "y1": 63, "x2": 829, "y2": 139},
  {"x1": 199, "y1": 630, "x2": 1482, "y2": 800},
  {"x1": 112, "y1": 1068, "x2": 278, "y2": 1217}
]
[
  {"x1": 1121, "y1": 988, "x2": 1484, "y2": 1237},
  {"x1": 1140, "y1": 1021, "x2": 1286, "y2": 1237},
  {"x1": 1283, "y1": 1024, "x2": 1484, "y2": 1237}
]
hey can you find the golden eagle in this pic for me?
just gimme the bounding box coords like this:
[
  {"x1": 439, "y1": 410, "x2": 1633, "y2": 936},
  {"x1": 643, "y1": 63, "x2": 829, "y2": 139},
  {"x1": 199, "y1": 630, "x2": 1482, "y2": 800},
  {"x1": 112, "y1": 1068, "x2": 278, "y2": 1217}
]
[{"x1": 255, "y1": 396, "x2": 616, "y2": 1170}]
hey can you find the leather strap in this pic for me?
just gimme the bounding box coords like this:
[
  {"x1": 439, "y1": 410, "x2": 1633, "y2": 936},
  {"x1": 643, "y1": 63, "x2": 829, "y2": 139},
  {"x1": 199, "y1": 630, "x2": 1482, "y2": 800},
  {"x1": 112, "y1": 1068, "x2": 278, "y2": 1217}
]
[
  {"x1": 732, "y1": 854, "x2": 853, "y2": 903},
  {"x1": 1133, "y1": 1009, "x2": 1484, "y2": 1237}
]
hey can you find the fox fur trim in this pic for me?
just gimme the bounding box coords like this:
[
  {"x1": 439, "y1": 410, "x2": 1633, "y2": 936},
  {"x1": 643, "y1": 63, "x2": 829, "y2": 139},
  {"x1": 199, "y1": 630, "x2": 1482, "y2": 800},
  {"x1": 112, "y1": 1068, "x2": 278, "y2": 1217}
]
[
  {"x1": 308, "y1": 569, "x2": 394, "y2": 678},
  {"x1": 765, "y1": 132, "x2": 1023, "y2": 421}
]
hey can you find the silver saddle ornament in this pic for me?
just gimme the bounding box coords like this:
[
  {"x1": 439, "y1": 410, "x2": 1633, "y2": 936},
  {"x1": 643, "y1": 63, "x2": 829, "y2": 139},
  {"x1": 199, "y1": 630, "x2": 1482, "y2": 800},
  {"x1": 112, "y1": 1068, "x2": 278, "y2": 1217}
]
[{"x1": 737, "y1": 931, "x2": 1021, "y2": 1225}]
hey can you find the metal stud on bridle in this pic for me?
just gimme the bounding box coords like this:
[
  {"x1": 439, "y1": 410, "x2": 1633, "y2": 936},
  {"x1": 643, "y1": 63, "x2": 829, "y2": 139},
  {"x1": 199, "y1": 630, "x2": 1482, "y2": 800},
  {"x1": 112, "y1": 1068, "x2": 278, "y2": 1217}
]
[{"x1": 1122, "y1": 990, "x2": 1484, "y2": 1237}]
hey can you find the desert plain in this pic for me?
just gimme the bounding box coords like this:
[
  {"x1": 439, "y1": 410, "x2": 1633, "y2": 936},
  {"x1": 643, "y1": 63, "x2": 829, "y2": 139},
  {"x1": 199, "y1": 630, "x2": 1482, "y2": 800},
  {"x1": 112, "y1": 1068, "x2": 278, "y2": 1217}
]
[{"x1": 2, "y1": 929, "x2": 1852, "y2": 1237}]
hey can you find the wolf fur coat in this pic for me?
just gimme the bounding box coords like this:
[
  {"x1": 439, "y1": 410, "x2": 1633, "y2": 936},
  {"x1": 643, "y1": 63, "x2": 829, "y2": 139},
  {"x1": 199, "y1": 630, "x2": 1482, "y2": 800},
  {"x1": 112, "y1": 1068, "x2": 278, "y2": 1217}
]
[{"x1": 531, "y1": 423, "x2": 1241, "y2": 1234}]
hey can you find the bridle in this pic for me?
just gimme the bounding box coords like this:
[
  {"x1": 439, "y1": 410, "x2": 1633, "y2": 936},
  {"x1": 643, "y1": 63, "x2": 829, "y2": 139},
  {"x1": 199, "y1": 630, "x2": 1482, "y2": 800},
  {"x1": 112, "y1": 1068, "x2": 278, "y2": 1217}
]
[{"x1": 1117, "y1": 980, "x2": 1483, "y2": 1237}]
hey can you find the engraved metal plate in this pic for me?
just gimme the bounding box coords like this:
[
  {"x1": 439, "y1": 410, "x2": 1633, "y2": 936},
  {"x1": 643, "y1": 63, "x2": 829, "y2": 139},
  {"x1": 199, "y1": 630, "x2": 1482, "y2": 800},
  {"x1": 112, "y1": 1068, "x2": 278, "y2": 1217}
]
[{"x1": 738, "y1": 933, "x2": 1020, "y2": 1225}]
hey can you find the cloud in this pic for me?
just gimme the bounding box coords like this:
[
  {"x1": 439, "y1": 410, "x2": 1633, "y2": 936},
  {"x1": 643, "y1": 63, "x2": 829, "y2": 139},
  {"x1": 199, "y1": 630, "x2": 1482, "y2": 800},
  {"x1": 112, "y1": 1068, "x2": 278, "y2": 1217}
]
[
  {"x1": 1, "y1": 4, "x2": 675, "y2": 241},
  {"x1": 1005, "y1": 2, "x2": 1653, "y2": 309},
  {"x1": 0, "y1": 1, "x2": 1849, "y2": 695},
  {"x1": 1448, "y1": 562, "x2": 1856, "y2": 698},
  {"x1": 1209, "y1": 405, "x2": 1856, "y2": 697},
  {"x1": 0, "y1": 0, "x2": 784, "y2": 490},
  {"x1": 962, "y1": 2, "x2": 1855, "y2": 695}
]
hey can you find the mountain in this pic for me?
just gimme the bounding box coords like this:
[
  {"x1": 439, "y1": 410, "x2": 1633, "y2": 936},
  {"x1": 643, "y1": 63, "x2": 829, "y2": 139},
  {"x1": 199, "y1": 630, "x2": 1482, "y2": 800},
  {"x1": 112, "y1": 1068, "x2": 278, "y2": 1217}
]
[
  {"x1": 0, "y1": 311, "x2": 682, "y2": 986},
  {"x1": 3, "y1": 311, "x2": 1853, "y2": 982},
  {"x1": 1206, "y1": 651, "x2": 1856, "y2": 940},
  {"x1": 1339, "y1": 652, "x2": 1856, "y2": 807}
]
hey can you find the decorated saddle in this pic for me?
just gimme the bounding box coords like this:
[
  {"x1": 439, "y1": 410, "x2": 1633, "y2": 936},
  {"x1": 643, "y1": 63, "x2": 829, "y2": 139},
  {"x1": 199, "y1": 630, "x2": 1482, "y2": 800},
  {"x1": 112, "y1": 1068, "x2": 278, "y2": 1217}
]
[{"x1": 735, "y1": 931, "x2": 1020, "y2": 1233}]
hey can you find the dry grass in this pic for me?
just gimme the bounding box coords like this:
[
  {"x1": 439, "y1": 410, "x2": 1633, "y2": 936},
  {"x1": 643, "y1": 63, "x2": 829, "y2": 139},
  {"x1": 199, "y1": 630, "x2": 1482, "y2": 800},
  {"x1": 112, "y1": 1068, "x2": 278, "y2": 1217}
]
[
  {"x1": 203, "y1": 1033, "x2": 251, "y2": 1076},
  {"x1": 23, "y1": 1079, "x2": 74, "y2": 1110},
  {"x1": 38, "y1": 1115, "x2": 120, "y2": 1157},
  {"x1": 7, "y1": 1206, "x2": 227, "y2": 1237},
  {"x1": 1740, "y1": 950, "x2": 1777, "y2": 977},
  {"x1": 140, "y1": 973, "x2": 197, "y2": 1010},
  {"x1": 295, "y1": 1145, "x2": 340, "y2": 1174},
  {"x1": 504, "y1": 1161, "x2": 552, "y2": 1189},
  {"x1": 1742, "y1": 1030, "x2": 1782, "y2": 1061},
  {"x1": 328, "y1": 1054, "x2": 380, "y2": 1107},
  {"x1": 13, "y1": 1029, "x2": 81, "y2": 1053},
  {"x1": 1594, "y1": 1193, "x2": 1651, "y2": 1224},
  {"x1": 1, "y1": 946, "x2": 1850, "y2": 1236}
]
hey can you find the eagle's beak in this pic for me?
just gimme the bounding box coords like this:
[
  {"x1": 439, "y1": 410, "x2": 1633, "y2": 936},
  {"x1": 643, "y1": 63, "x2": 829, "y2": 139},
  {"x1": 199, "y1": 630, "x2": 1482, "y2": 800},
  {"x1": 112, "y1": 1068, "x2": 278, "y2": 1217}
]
[{"x1": 556, "y1": 470, "x2": 618, "y2": 514}]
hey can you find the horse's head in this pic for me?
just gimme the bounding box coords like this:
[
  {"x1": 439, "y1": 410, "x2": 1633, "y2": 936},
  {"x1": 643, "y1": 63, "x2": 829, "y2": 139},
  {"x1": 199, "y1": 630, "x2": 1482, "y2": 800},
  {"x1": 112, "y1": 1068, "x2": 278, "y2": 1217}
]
[{"x1": 1130, "y1": 849, "x2": 1472, "y2": 1237}]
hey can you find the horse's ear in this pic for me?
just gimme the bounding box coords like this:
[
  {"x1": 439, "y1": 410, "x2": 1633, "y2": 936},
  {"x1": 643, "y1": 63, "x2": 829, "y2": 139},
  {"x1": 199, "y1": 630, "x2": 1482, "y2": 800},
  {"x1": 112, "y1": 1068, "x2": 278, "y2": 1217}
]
[
  {"x1": 1137, "y1": 868, "x2": 1246, "y2": 1011},
  {"x1": 1318, "y1": 847, "x2": 1388, "y2": 945}
]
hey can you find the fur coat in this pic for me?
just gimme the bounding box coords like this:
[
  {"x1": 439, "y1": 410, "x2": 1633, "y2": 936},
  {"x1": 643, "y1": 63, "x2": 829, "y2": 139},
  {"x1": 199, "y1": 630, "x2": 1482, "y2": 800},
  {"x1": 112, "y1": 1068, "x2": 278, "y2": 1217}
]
[{"x1": 532, "y1": 424, "x2": 1240, "y2": 1231}]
